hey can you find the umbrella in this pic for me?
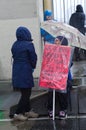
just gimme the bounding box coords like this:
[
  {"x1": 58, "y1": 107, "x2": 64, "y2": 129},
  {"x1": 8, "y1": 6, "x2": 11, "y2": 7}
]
[
  {"x1": 41, "y1": 21, "x2": 86, "y2": 120},
  {"x1": 41, "y1": 20, "x2": 86, "y2": 50}
]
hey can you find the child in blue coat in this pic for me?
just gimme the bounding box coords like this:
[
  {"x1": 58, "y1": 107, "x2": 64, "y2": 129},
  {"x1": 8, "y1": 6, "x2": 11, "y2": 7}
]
[{"x1": 41, "y1": 10, "x2": 55, "y2": 44}]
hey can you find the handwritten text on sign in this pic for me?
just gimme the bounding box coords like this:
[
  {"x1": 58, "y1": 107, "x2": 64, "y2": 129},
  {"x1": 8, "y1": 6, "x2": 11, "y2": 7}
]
[{"x1": 39, "y1": 43, "x2": 71, "y2": 90}]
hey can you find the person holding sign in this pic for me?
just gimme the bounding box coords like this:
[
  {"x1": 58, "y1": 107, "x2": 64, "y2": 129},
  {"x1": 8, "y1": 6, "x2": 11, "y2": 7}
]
[{"x1": 47, "y1": 36, "x2": 73, "y2": 119}]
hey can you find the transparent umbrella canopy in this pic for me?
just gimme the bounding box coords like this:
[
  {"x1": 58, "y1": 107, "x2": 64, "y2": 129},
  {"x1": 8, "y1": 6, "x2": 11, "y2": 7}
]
[{"x1": 41, "y1": 20, "x2": 86, "y2": 50}]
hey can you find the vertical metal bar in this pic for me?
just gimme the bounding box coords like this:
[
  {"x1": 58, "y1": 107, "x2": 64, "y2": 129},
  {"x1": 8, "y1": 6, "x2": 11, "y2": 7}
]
[
  {"x1": 63, "y1": 0, "x2": 65, "y2": 22},
  {"x1": 60, "y1": 0, "x2": 62, "y2": 22},
  {"x1": 53, "y1": 0, "x2": 58, "y2": 20}
]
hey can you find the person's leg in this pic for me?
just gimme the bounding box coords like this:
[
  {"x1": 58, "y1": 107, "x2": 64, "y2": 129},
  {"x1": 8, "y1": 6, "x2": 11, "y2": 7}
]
[
  {"x1": 14, "y1": 88, "x2": 38, "y2": 120},
  {"x1": 20, "y1": 88, "x2": 38, "y2": 118},
  {"x1": 58, "y1": 92, "x2": 68, "y2": 111},
  {"x1": 47, "y1": 89, "x2": 53, "y2": 118},
  {"x1": 22, "y1": 88, "x2": 32, "y2": 113},
  {"x1": 57, "y1": 92, "x2": 68, "y2": 119},
  {"x1": 79, "y1": 49, "x2": 85, "y2": 60},
  {"x1": 47, "y1": 90, "x2": 53, "y2": 111},
  {"x1": 67, "y1": 80, "x2": 72, "y2": 111},
  {"x1": 75, "y1": 47, "x2": 80, "y2": 61},
  {"x1": 84, "y1": 49, "x2": 86, "y2": 59},
  {"x1": 14, "y1": 88, "x2": 31, "y2": 121},
  {"x1": 15, "y1": 88, "x2": 32, "y2": 114}
]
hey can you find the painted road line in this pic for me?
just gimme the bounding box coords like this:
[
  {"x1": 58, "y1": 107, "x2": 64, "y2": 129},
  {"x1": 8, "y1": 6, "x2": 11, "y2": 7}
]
[
  {"x1": 0, "y1": 119, "x2": 13, "y2": 121},
  {"x1": 1, "y1": 115, "x2": 86, "y2": 121}
]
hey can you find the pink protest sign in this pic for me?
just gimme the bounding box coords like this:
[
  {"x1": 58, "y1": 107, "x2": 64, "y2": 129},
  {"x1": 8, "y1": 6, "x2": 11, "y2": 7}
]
[{"x1": 39, "y1": 43, "x2": 71, "y2": 90}]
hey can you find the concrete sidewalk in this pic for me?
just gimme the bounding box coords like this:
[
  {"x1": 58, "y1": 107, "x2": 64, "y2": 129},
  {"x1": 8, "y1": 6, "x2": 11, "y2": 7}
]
[
  {"x1": 0, "y1": 61, "x2": 86, "y2": 117},
  {"x1": 0, "y1": 60, "x2": 86, "y2": 130}
]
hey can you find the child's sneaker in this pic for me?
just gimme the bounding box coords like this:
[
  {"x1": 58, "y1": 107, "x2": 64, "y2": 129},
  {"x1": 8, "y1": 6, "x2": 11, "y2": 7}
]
[
  {"x1": 48, "y1": 110, "x2": 53, "y2": 118},
  {"x1": 59, "y1": 111, "x2": 67, "y2": 119}
]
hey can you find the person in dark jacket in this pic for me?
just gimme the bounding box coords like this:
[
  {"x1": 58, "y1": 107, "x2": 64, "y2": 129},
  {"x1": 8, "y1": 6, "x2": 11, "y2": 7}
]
[
  {"x1": 11, "y1": 26, "x2": 38, "y2": 121},
  {"x1": 69, "y1": 4, "x2": 86, "y2": 61},
  {"x1": 47, "y1": 36, "x2": 73, "y2": 119}
]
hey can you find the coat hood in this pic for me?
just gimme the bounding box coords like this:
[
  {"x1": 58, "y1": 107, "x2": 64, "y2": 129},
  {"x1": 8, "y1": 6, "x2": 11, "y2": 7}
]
[
  {"x1": 56, "y1": 36, "x2": 68, "y2": 46},
  {"x1": 44, "y1": 10, "x2": 52, "y2": 21},
  {"x1": 76, "y1": 5, "x2": 83, "y2": 12},
  {"x1": 16, "y1": 26, "x2": 33, "y2": 41}
]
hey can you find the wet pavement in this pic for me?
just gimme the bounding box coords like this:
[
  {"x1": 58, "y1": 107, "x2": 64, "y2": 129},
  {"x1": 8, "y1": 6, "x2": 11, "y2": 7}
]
[
  {"x1": 0, "y1": 60, "x2": 86, "y2": 130},
  {"x1": 0, "y1": 118, "x2": 86, "y2": 130}
]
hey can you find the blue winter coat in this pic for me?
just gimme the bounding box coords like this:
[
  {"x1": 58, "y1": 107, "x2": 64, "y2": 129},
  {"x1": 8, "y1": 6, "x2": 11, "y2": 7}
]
[
  {"x1": 41, "y1": 11, "x2": 55, "y2": 44},
  {"x1": 41, "y1": 28, "x2": 55, "y2": 44},
  {"x1": 11, "y1": 27, "x2": 37, "y2": 88}
]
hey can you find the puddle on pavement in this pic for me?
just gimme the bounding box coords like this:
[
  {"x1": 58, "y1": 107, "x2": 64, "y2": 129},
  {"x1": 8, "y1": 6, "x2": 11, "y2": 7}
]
[
  {"x1": 73, "y1": 77, "x2": 86, "y2": 86},
  {"x1": 0, "y1": 118, "x2": 86, "y2": 130}
]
